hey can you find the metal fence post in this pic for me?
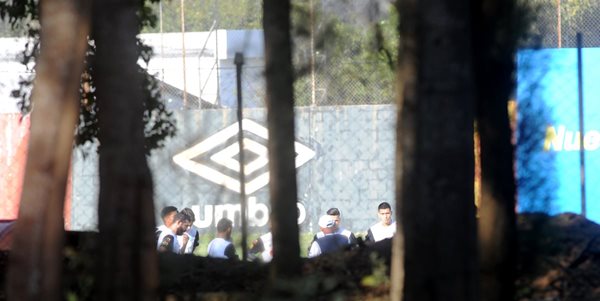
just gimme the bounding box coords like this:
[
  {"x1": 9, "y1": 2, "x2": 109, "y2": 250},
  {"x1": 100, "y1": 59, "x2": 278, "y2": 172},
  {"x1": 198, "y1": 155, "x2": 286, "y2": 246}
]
[
  {"x1": 577, "y1": 32, "x2": 586, "y2": 217},
  {"x1": 234, "y1": 52, "x2": 248, "y2": 260}
]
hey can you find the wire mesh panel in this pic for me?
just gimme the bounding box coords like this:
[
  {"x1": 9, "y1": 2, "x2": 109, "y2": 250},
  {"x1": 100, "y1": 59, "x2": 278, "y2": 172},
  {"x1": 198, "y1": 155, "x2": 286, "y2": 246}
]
[
  {"x1": 144, "y1": 0, "x2": 397, "y2": 109},
  {"x1": 137, "y1": 105, "x2": 396, "y2": 236},
  {"x1": 0, "y1": 114, "x2": 28, "y2": 220},
  {"x1": 528, "y1": 0, "x2": 600, "y2": 48},
  {"x1": 0, "y1": 64, "x2": 31, "y2": 220},
  {"x1": 0, "y1": 0, "x2": 598, "y2": 265},
  {"x1": 516, "y1": 48, "x2": 600, "y2": 221}
]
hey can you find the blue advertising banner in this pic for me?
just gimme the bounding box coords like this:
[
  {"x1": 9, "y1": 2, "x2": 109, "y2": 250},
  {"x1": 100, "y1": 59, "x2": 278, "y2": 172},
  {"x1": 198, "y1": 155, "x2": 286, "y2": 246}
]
[{"x1": 517, "y1": 48, "x2": 600, "y2": 223}]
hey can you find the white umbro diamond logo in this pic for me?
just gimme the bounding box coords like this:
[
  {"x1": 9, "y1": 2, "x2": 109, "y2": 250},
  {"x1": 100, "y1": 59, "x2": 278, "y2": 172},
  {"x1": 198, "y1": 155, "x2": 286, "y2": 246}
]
[{"x1": 173, "y1": 119, "x2": 316, "y2": 194}]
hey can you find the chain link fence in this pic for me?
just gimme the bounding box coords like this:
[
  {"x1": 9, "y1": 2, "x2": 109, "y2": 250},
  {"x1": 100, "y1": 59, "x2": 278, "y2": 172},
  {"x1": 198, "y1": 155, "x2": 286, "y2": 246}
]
[
  {"x1": 527, "y1": 0, "x2": 600, "y2": 48},
  {"x1": 517, "y1": 1, "x2": 600, "y2": 299},
  {"x1": 148, "y1": 0, "x2": 396, "y2": 109},
  {"x1": 0, "y1": 0, "x2": 599, "y2": 265},
  {"x1": 0, "y1": 113, "x2": 27, "y2": 220},
  {"x1": 517, "y1": 1, "x2": 600, "y2": 217}
]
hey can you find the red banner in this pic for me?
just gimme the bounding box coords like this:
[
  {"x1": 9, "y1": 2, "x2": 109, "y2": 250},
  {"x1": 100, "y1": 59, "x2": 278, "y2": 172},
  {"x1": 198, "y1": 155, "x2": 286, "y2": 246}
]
[{"x1": 0, "y1": 113, "x2": 72, "y2": 229}]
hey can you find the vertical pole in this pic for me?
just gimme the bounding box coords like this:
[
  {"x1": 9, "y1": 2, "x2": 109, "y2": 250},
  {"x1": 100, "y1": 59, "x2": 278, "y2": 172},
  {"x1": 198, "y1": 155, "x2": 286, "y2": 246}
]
[
  {"x1": 234, "y1": 52, "x2": 248, "y2": 260},
  {"x1": 214, "y1": 0, "x2": 221, "y2": 106},
  {"x1": 159, "y1": 2, "x2": 164, "y2": 82},
  {"x1": 309, "y1": 0, "x2": 316, "y2": 106},
  {"x1": 180, "y1": 0, "x2": 188, "y2": 107},
  {"x1": 557, "y1": 0, "x2": 561, "y2": 48},
  {"x1": 577, "y1": 33, "x2": 586, "y2": 217}
]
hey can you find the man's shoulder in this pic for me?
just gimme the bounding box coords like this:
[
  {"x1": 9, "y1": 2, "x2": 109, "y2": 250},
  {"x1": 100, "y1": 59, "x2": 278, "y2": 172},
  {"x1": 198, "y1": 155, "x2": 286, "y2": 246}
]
[
  {"x1": 369, "y1": 223, "x2": 381, "y2": 231},
  {"x1": 320, "y1": 232, "x2": 348, "y2": 242},
  {"x1": 209, "y1": 237, "x2": 231, "y2": 245},
  {"x1": 370, "y1": 222, "x2": 394, "y2": 231},
  {"x1": 339, "y1": 228, "x2": 353, "y2": 236},
  {"x1": 157, "y1": 228, "x2": 175, "y2": 240},
  {"x1": 187, "y1": 226, "x2": 199, "y2": 236},
  {"x1": 160, "y1": 234, "x2": 174, "y2": 242},
  {"x1": 260, "y1": 232, "x2": 272, "y2": 240}
]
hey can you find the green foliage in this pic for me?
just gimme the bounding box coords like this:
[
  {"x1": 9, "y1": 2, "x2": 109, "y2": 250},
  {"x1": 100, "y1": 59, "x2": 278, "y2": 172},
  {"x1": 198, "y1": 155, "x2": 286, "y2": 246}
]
[
  {"x1": 1, "y1": 0, "x2": 177, "y2": 155},
  {"x1": 63, "y1": 244, "x2": 95, "y2": 301},
  {"x1": 266, "y1": 275, "x2": 347, "y2": 301},
  {"x1": 139, "y1": 0, "x2": 161, "y2": 30},
  {"x1": 360, "y1": 252, "x2": 389, "y2": 288},
  {"x1": 0, "y1": 0, "x2": 37, "y2": 33},
  {"x1": 142, "y1": 0, "x2": 262, "y2": 33},
  {"x1": 559, "y1": 0, "x2": 594, "y2": 22},
  {"x1": 292, "y1": 0, "x2": 398, "y2": 106},
  {"x1": 524, "y1": 0, "x2": 600, "y2": 47}
]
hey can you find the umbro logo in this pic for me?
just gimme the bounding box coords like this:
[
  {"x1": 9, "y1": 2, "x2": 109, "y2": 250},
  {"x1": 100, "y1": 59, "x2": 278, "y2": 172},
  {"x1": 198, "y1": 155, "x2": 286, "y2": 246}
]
[{"x1": 173, "y1": 119, "x2": 315, "y2": 194}]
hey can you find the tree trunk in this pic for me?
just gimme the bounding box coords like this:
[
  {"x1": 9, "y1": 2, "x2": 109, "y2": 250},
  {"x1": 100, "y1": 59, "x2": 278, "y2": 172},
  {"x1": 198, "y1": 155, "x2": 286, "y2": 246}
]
[
  {"x1": 471, "y1": 1, "x2": 518, "y2": 300},
  {"x1": 263, "y1": 0, "x2": 302, "y2": 280},
  {"x1": 92, "y1": 0, "x2": 158, "y2": 299},
  {"x1": 394, "y1": 0, "x2": 479, "y2": 300},
  {"x1": 7, "y1": 0, "x2": 90, "y2": 300},
  {"x1": 390, "y1": 0, "x2": 410, "y2": 298}
]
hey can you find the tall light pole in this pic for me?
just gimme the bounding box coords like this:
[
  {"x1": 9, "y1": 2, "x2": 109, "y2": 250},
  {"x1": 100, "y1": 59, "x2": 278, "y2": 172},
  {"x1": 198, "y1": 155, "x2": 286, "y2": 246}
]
[
  {"x1": 180, "y1": 0, "x2": 188, "y2": 107},
  {"x1": 234, "y1": 52, "x2": 248, "y2": 260}
]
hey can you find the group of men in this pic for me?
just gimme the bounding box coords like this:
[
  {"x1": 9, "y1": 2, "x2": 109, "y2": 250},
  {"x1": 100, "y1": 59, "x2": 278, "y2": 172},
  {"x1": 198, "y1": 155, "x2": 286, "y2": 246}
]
[
  {"x1": 155, "y1": 206, "x2": 239, "y2": 259},
  {"x1": 156, "y1": 206, "x2": 200, "y2": 254},
  {"x1": 307, "y1": 202, "x2": 396, "y2": 258},
  {"x1": 247, "y1": 202, "x2": 397, "y2": 261},
  {"x1": 155, "y1": 201, "x2": 397, "y2": 261}
]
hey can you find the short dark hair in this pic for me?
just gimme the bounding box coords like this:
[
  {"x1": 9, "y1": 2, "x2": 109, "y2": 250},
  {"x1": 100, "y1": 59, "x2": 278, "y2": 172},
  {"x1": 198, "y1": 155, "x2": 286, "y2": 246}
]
[
  {"x1": 173, "y1": 212, "x2": 191, "y2": 224},
  {"x1": 180, "y1": 207, "x2": 196, "y2": 222},
  {"x1": 326, "y1": 208, "x2": 341, "y2": 216},
  {"x1": 217, "y1": 218, "x2": 233, "y2": 233},
  {"x1": 378, "y1": 202, "x2": 392, "y2": 211},
  {"x1": 161, "y1": 206, "x2": 178, "y2": 218}
]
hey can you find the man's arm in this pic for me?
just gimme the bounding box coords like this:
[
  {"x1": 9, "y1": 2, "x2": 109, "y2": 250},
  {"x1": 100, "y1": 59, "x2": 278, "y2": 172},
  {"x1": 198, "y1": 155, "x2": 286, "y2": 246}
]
[
  {"x1": 224, "y1": 243, "x2": 239, "y2": 260},
  {"x1": 307, "y1": 232, "x2": 320, "y2": 253},
  {"x1": 249, "y1": 238, "x2": 265, "y2": 254},
  {"x1": 247, "y1": 238, "x2": 265, "y2": 261},
  {"x1": 349, "y1": 232, "x2": 358, "y2": 246},
  {"x1": 157, "y1": 235, "x2": 174, "y2": 253},
  {"x1": 308, "y1": 241, "x2": 321, "y2": 258},
  {"x1": 365, "y1": 229, "x2": 374, "y2": 243},
  {"x1": 179, "y1": 233, "x2": 190, "y2": 254},
  {"x1": 191, "y1": 231, "x2": 200, "y2": 253}
]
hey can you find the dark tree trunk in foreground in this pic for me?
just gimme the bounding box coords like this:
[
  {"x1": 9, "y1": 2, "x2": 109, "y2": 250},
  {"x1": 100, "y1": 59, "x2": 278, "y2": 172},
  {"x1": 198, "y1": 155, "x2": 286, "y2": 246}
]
[
  {"x1": 7, "y1": 0, "x2": 90, "y2": 300},
  {"x1": 390, "y1": 0, "x2": 408, "y2": 298},
  {"x1": 93, "y1": 0, "x2": 158, "y2": 299},
  {"x1": 393, "y1": 0, "x2": 479, "y2": 300},
  {"x1": 263, "y1": 0, "x2": 302, "y2": 280},
  {"x1": 472, "y1": 1, "x2": 519, "y2": 300}
]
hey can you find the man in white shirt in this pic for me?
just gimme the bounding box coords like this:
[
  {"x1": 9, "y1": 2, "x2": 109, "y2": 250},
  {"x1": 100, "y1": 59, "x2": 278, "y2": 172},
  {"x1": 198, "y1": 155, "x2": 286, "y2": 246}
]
[
  {"x1": 365, "y1": 202, "x2": 396, "y2": 243},
  {"x1": 308, "y1": 215, "x2": 350, "y2": 258},
  {"x1": 310, "y1": 208, "x2": 357, "y2": 247},
  {"x1": 178, "y1": 207, "x2": 200, "y2": 254},
  {"x1": 248, "y1": 231, "x2": 273, "y2": 263},
  {"x1": 207, "y1": 218, "x2": 238, "y2": 260},
  {"x1": 157, "y1": 212, "x2": 192, "y2": 254},
  {"x1": 156, "y1": 206, "x2": 178, "y2": 240}
]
